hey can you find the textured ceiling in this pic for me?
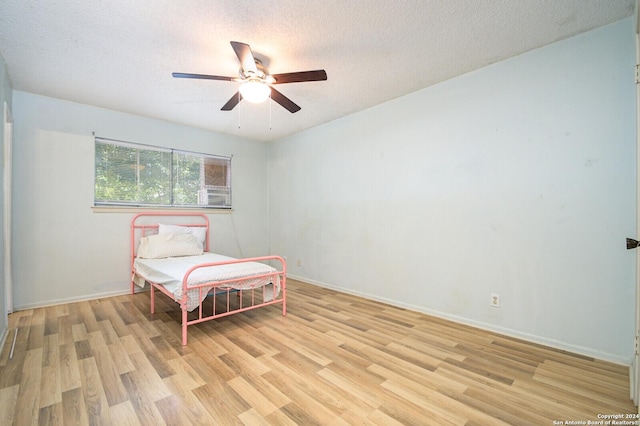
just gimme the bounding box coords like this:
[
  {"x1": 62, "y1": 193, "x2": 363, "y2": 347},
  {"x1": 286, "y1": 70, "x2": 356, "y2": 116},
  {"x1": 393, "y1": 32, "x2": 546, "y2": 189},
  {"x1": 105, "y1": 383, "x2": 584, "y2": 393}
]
[{"x1": 0, "y1": 0, "x2": 635, "y2": 142}]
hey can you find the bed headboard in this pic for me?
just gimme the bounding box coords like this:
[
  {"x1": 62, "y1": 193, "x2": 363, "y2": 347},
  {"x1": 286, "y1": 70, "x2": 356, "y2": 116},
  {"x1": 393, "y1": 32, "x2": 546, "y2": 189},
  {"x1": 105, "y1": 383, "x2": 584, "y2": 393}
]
[{"x1": 130, "y1": 212, "x2": 210, "y2": 265}]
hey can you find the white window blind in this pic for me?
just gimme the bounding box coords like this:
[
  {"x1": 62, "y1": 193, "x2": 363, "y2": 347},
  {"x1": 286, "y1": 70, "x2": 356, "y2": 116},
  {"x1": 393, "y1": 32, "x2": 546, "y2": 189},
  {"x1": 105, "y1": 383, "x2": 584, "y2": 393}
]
[{"x1": 94, "y1": 137, "x2": 231, "y2": 208}]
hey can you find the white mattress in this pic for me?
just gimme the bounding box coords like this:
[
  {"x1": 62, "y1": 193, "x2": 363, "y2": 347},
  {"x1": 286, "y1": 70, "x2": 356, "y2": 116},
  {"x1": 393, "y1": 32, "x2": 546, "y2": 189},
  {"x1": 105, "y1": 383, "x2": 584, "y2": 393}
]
[{"x1": 133, "y1": 253, "x2": 280, "y2": 311}]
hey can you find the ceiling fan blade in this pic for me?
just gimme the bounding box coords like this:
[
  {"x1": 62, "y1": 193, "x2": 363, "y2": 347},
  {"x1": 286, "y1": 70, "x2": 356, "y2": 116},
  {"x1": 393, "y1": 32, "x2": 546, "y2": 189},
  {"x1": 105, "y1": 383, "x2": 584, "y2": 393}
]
[
  {"x1": 221, "y1": 92, "x2": 242, "y2": 111},
  {"x1": 271, "y1": 70, "x2": 327, "y2": 84},
  {"x1": 172, "y1": 72, "x2": 236, "y2": 81},
  {"x1": 230, "y1": 41, "x2": 258, "y2": 74},
  {"x1": 270, "y1": 87, "x2": 301, "y2": 113}
]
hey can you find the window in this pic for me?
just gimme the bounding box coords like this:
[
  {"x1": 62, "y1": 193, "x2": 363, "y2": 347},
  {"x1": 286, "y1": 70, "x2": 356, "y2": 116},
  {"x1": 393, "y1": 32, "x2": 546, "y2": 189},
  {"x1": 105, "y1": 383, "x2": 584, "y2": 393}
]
[{"x1": 94, "y1": 137, "x2": 231, "y2": 208}]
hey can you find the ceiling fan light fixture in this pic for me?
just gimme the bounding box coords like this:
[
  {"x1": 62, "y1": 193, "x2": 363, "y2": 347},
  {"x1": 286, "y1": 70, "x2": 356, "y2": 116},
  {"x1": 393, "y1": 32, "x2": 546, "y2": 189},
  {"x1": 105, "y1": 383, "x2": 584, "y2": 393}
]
[{"x1": 239, "y1": 80, "x2": 270, "y2": 103}]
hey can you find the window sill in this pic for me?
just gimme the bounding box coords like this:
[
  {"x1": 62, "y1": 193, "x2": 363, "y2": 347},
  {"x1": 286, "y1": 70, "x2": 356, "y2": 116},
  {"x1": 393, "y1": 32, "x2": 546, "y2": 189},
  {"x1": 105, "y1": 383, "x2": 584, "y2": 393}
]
[{"x1": 91, "y1": 206, "x2": 233, "y2": 214}]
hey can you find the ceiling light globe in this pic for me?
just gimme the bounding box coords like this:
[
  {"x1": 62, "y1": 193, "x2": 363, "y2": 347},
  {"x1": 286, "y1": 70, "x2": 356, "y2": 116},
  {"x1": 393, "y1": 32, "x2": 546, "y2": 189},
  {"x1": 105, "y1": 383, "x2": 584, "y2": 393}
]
[{"x1": 239, "y1": 81, "x2": 270, "y2": 103}]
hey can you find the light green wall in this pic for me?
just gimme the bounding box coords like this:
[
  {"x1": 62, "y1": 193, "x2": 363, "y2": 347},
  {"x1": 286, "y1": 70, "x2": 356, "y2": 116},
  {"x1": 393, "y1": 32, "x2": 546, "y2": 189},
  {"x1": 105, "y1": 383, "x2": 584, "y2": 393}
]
[
  {"x1": 0, "y1": 53, "x2": 12, "y2": 344},
  {"x1": 268, "y1": 18, "x2": 637, "y2": 364},
  {"x1": 10, "y1": 92, "x2": 270, "y2": 308}
]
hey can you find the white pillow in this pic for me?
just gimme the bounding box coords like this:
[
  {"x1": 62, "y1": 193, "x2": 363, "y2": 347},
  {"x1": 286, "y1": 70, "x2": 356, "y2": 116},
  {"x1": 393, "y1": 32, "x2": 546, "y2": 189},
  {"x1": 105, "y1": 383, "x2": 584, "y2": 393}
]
[
  {"x1": 137, "y1": 233, "x2": 203, "y2": 259},
  {"x1": 158, "y1": 224, "x2": 207, "y2": 248}
]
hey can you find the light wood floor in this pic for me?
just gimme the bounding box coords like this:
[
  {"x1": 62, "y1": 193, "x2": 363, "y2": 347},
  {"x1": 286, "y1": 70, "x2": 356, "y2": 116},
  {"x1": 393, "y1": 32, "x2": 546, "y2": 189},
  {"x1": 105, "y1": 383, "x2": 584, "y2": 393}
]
[{"x1": 0, "y1": 279, "x2": 635, "y2": 425}]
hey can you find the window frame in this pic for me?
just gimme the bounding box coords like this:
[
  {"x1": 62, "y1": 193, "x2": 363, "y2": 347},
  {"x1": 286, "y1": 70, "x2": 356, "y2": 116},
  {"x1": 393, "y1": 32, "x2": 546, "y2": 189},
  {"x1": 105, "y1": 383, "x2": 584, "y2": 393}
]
[{"x1": 94, "y1": 137, "x2": 232, "y2": 210}]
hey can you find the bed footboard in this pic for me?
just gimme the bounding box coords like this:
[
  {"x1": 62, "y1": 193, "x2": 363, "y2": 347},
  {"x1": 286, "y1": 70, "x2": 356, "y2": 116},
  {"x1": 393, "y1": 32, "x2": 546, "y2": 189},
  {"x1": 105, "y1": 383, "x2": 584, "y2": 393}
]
[{"x1": 150, "y1": 255, "x2": 287, "y2": 345}]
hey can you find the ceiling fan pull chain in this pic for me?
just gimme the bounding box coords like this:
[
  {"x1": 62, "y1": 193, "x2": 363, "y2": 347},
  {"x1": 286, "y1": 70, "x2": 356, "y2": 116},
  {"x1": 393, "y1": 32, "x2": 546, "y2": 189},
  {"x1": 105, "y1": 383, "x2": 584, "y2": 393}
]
[
  {"x1": 269, "y1": 91, "x2": 272, "y2": 130},
  {"x1": 237, "y1": 92, "x2": 241, "y2": 129}
]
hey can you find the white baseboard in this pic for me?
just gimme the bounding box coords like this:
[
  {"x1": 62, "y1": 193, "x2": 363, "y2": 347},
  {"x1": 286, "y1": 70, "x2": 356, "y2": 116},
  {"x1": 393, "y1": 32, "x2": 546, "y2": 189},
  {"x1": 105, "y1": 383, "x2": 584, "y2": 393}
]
[
  {"x1": 12, "y1": 288, "x2": 135, "y2": 312},
  {"x1": 287, "y1": 273, "x2": 632, "y2": 366}
]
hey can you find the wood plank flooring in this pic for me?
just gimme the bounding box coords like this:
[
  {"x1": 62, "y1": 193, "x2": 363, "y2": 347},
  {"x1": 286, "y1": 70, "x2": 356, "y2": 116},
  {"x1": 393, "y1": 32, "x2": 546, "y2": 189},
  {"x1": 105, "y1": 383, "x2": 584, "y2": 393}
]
[{"x1": 0, "y1": 279, "x2": 636, "y2": 425}]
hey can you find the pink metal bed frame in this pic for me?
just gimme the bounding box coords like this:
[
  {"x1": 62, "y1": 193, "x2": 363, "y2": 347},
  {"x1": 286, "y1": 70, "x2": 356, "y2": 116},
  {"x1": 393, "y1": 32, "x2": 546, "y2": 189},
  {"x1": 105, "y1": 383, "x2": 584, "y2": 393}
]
[{"x1": 130, "y1": 212, "x2": 286, "y2": 345}]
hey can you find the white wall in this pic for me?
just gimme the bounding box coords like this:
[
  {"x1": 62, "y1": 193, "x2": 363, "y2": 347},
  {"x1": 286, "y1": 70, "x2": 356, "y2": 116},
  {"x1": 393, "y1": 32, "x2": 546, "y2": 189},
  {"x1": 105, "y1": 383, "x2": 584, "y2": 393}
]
[
  {"x1": 11, "y1": 92, "x2": 270, "y2": 309},
  {"x1": 0, "y1": 53, "x2": 12, "y2": 344},
  {"x1": 268, "y1": 18, "x2": 637, "y2": 364}
]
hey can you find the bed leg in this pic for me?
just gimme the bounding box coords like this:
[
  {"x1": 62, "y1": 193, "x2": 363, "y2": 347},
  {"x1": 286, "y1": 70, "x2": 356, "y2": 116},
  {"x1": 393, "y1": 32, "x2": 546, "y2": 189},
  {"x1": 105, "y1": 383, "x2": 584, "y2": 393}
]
[
  {"x1": 282, "y1": 289, "x2": 287, "y2": 316},
  {"x1": 150, "y1": 285, "x2": 155, "y2": 315},
  {"x1": 182, "y1": 308, "x2": 188, "y2": 345}
]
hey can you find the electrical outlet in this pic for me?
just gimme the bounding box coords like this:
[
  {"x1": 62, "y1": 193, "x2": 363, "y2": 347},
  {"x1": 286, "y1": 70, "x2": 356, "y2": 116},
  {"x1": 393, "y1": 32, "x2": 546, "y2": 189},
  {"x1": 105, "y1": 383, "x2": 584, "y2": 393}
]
[
  {"x1": 297, "y1": 259, "x2": 301, "y2": 266},
  {"x1": 491, "y1": 293, "x2": 500, "y2": 308}
]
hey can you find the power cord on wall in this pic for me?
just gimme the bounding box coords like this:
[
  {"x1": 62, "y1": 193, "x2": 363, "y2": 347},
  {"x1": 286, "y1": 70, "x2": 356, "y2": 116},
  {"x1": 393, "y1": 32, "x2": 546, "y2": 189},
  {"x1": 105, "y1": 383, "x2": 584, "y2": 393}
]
[{"x1": 229, "y1": 213, "x2": 244, "y2": 258}]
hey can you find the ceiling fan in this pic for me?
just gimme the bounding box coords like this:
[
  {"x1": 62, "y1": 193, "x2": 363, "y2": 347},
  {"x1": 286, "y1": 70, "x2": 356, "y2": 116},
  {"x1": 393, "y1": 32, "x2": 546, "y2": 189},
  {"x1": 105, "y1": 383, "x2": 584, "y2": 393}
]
[{"x1": 172, "y1": 41, "x2": 327, "y2": 113}]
